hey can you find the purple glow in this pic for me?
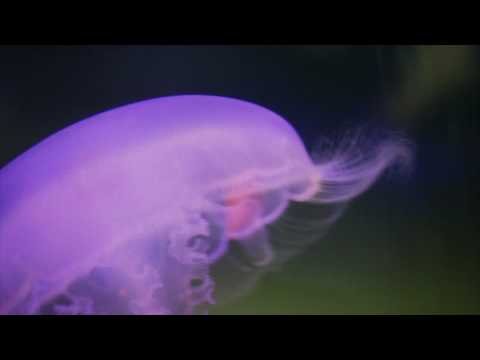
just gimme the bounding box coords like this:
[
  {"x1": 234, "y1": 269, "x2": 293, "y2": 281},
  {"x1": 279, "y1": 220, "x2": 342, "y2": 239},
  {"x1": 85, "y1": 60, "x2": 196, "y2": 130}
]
[{"x1": 0, "y1": 95, "x2": 411, "y2": 314}]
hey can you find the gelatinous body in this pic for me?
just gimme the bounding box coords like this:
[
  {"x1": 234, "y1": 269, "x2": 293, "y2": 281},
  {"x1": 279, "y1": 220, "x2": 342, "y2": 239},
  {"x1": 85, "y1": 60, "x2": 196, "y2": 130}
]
[{"x1": 0, "y1": 95, "x2": 411, "y2": 314}]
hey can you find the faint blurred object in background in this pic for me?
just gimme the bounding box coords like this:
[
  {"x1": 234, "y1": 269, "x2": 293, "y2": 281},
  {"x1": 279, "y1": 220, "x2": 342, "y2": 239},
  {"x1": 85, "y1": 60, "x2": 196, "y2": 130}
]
[{"x1": 387, "y1": 45, "x2": 476, "y2": 129}]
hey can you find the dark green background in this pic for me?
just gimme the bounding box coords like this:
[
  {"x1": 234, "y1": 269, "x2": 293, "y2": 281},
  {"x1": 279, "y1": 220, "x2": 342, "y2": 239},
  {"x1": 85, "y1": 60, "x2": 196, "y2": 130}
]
[{"x1": 0, "y1": 46, "x2": 478, "y2": 314}]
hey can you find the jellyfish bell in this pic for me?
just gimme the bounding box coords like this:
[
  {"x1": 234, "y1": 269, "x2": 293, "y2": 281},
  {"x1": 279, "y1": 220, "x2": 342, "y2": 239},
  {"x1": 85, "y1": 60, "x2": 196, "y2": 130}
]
[{"x1": 0, "y1": 95, "x2": 411, "y2": 315}]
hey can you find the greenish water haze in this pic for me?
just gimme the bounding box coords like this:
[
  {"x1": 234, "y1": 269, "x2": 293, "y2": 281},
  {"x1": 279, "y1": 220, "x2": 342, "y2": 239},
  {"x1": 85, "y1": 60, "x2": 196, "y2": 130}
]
[{"x1": 213, "y1": 197, "x2": 479, "y2": 314}]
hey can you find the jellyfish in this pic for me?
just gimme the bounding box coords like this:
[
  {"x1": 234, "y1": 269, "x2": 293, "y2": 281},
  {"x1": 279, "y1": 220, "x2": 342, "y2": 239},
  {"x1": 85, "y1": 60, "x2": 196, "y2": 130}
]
[{"x1": 0, "y1": 95, "x2": 411, "y2": 315}]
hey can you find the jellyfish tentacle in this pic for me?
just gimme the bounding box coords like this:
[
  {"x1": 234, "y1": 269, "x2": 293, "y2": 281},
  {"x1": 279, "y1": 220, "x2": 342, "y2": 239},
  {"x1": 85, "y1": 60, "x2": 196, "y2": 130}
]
[
  {"x1": 17, "y1": 278, "x2": 56, "y2": 314},
  {"x1": 167, "y1": 210, "x2": 212, "y2": 265},
  {"x1": 168, "y1": 229, "x2": 210, "y2": 265},
  {"x1": 52, "y1": 292, "x2": 94, "y2": 315},
  {"x1": 232, "y1": 227, "x2": 273, "y2": 268},
  {"x1": 128, "y1": 285, "x2": 172, "y2": 315},
  {"x1": 184, "y1": 272, "x2": 216, "y2": 314},
  {"x1": 167, "y1": 207, "x2": 230, "y2": 266}
]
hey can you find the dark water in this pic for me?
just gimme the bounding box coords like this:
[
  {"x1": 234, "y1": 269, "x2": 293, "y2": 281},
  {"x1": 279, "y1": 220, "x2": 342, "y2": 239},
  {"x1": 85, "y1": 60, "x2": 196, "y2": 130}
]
[{"x1": 0, "y1": 45, "x2": 478, "y2": 314}]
